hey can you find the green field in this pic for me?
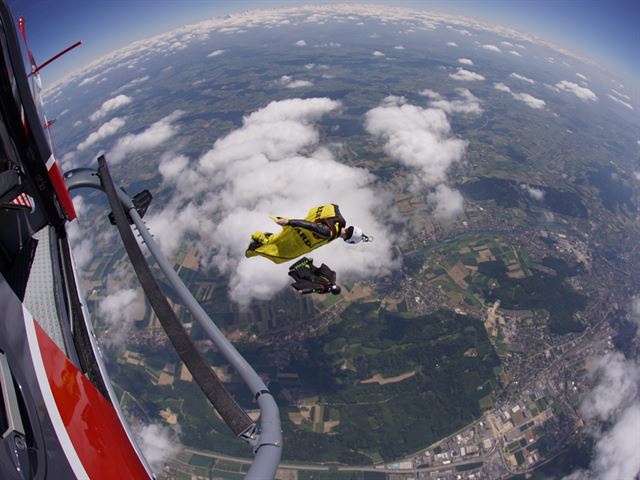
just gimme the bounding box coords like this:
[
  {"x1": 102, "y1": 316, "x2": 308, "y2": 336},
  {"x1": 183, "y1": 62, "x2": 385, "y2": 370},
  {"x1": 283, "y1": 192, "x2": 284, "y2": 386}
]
[
  {"x1": 479, "y1": 258, "x2": 587, "y2": 334},
  {"x1": 279, "y1": 301, "x2": 501, "y2": 463},
  {"x1": 418, "y1": 236, "x2": 587, "y2": 335},
  {"x1": 188, "y1": 453, "x2": 213, "y2": 467}
]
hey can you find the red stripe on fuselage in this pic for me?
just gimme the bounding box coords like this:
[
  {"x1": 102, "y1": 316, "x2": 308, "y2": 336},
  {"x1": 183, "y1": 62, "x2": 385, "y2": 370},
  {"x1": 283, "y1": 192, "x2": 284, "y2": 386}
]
[
  {"x1": 34, "y1": 322, "x2": 150, "y2": 479},
  {"x1": 47, "y1": 160, "x2": 77, "y2": 220}
]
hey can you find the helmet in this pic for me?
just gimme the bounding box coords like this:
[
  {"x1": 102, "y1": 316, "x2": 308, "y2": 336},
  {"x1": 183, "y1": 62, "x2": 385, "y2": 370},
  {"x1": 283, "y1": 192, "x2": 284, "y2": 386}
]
[
  {"x1": 344, "y1": 226, "x2": 372, "y2": 244},
  {"x1": 344, "y1": 226, "x2": 363, "y2": 244},
  {"x1": 328, "y1": 284, "x2": 341, "y2": 295}
]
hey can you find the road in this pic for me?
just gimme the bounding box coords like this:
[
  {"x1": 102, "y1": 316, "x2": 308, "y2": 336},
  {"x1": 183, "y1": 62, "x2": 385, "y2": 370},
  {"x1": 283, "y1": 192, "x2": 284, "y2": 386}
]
[
  {"x1": 337, "y1": 456, "x2": 484, "y2": 474},
  {"x1": 181, "y1": 447, "x2": 330, "y2": 472}
]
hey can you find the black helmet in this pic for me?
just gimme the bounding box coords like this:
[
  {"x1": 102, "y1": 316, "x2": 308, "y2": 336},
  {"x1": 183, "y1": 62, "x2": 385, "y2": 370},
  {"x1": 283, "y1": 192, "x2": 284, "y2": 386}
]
[{"x1": 328, "y1": 284, "x2": 341, "y2": 295}]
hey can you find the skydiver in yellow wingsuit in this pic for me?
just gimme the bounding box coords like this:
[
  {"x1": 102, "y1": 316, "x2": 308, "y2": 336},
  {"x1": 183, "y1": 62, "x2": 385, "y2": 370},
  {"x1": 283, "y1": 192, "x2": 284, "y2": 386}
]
[{"x1": 245, "y1": 204, "x2": 372, "y2": 264}]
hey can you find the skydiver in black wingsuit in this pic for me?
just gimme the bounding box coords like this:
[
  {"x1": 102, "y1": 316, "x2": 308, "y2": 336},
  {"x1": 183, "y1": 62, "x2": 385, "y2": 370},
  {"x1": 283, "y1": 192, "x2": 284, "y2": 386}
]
[{"x1": 288, "y1": 257, "x2": 341, "y2": 295}]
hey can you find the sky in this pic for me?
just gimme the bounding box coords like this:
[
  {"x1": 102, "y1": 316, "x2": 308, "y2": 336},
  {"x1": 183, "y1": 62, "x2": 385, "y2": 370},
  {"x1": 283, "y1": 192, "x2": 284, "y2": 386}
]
[{"x1": 6, "y1": 0, "x2": 639, "y2": 87}]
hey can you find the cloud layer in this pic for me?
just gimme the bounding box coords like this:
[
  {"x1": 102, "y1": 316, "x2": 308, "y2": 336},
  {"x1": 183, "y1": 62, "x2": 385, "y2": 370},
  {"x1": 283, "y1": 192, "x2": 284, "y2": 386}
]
[
  {"x1": 278, "y1": 75, "x2": 313, "y2": 88},
  {"x1": 108, "y1": 110, "x2": 183, "y2": 163},
  {"x1": 607, "y1": 94, "x2": 634, "y2": 110},
  {"x1": 494, "y1": 82, "x2": 546, "y2": 109},
  {"x1": 47, "y1": 3, "x2": 595, "y2": 98},
  {"x1": 98, "y1": 286, "x2": 144, "y2": 348},
  {"x1": 510, "y1": 72, "x2": 535, "y2": 84},
  {"x1": 89, "y1": 94, "x2": 132, "y2": 121},
  {"x1": 77, "y1": 117, "x2": 126, "y2": 151},
  {"x1": 520, "y1": 183, "x2": 545, "y2": 200},
  {"x1": 420, "y1": 88, "x2": 483, "y2": 116},
  {"x1": 449, "y1": 68, "x2": 485, "y2": 82},
  {"x1": 147, "y1": 98, "x2": 398, "y2": 306},
  {"x1": 135, "y1": 423, "x2": 182, "y2": 473},
  {"x1": 481, "y1": 44, "x2": 501, "y2": 53},
  {"x1": 555, "y1": 81, "x2": 598, "y2": 102},
  {"x1": 364, "y1": 95, "x2": 465, "y2": 218},
  {"x1": 563, "y1": 353, "x2": 640, "y2": 480}
]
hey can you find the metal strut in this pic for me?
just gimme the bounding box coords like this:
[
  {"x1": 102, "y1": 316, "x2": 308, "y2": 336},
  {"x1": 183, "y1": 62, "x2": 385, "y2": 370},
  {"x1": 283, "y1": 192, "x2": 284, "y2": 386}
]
[
  {"x1": 64, "y1": 158, "x2": 282, "y2": 479},
  {"x1": 96, "y1": 157, "x2": 255, "y2": 438}
]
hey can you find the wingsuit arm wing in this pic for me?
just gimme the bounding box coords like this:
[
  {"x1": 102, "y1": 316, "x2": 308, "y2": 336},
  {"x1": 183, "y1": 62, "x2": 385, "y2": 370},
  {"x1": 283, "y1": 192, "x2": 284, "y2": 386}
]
[{"x1": 286, "y1": 218, "x2": 332, "y2": 238}]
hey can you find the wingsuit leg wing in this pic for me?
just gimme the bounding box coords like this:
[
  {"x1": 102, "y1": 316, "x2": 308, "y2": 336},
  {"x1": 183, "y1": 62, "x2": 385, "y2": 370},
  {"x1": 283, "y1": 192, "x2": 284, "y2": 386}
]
[
  {"x1": 288, "y1": 258, "x2": 341, "y2": 295},
  {"x1": 316, "y1": 263, "x2": 337, "y2": 284}
]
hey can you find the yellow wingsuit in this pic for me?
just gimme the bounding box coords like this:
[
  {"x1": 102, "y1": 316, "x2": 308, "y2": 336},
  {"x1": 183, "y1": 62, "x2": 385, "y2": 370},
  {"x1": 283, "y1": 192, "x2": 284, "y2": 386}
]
[{"x1": 245, "y1": 204, "x2": 345, "y2": 264}]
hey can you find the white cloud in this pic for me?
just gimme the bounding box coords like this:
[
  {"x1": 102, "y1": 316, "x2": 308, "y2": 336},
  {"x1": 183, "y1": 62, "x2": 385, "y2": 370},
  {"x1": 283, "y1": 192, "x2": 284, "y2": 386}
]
[
  {"x1": 494, "y1": 83, "x2": 546, "y2": 109},
  {"x1": 481, "y1": 44, "x2": 502, "y2": 53},
  {"x1": 112, "y1": 74, "x2": 150, "y2": 93},
  {"x1": 501, "y1": 41, "x2": 515, "y2": 47},
  {"x1": 89, "y1": 94, "x2": 133, "y2": 121},
  {"x1": 147, "y1": 98, "x2": 398, "y2": 306},
  {"x1": 564, "y1": 353, "x2": 640, "y2": 480},
  {"x1": 130, "y1": 75, "x2": 150, "y2": 85},
  {"x1": 98, "y1": 287, "x2": 143, "y2": 348},
  {"x1": 294, "y1": 39, "x2": 307, "y2": 46},
  {"x1": 67, "y1": 195, "x2": 95, "y2": 271},
  {"x1": 607, "y1": 94, "x2": 634, "y2": 110},
  {"x1": 520, "y1": 183, "x2": 545, "y2": 200},
  {"x1": 168, "y1": 41, "x2": 187, "y2": 51},
  {"x1": 158, "y1": 154, "x2": 190, "y2": 181},
  {"x1": 509, "y1": 50, "x2": 521, "y2": 57},
  {"x1": 446, "y1": 42, "x2": 458, "y2": 47},
  {"x1": 555, "y1": 80, "x2": 598, "y2": 102},
  {"x1": 207, "y1": 49, "x2": 225, "y2": 57},
  {"x1": 419, "y1": 89, "x2": 441, "y2": 100},
  {"x1": 449, "y1": 68, "x2": 485, "y2": 81},
  {"x1": 50, "y1": 4, "x2": 595, "y2": 98},
  {"x1": 634, "y1": 171, "x2": 640, "y2": 181},
  {"x1": 429, "y1": 184, "x2": 464, "y2": 219},
  {"x1": 134, "y1": 423, "x2": 182, "y2": 473},
  {"x1": 372, "y1": 50, "x2": 385, "y2": 57},
  {"x1": 108, "y1": 110, "x2": 183, "y2": 163},
  {"x1": 314, "y1": 42, "x2": 341, "y2": 48},
  {"x1": 420, "y1": 88, "x2": 483, "y2": 116},
  {"x1": 510, "y1": 72, "x2": 535, "y2": 84},
  {"x1": 512, "y1": 92, "x2": 545, "y2": 109},
  {"x1": 78, "y1": 74, "x2": 100, "y2": 87},
  {"x1": 457, "y1": 58, "x2": 473, "y2": 65},
  {"x1": 394, "y1": 45, "x2": 405, "y2": 50},
  {"x1": 576, "y1": 72, "x2": 588, "y2": 81},
  {"x1": 77, "y1": 117, "x2": 126, "y2": 151},
  {"x1": 611, "y1": 88, "x2": 631, "y2": 102},
  {"x1": 279, "y1": 75, "x2": 313, "y2": 89},
  {"x1": 365, "y1": 95, "x2": 466, "y2": 219}
]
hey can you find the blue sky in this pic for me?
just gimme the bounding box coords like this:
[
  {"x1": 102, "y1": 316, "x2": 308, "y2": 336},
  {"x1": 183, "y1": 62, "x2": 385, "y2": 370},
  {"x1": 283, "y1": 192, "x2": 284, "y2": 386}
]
[{"x1": 7, "y1": 0, "x2": 639, "y2": 86}]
